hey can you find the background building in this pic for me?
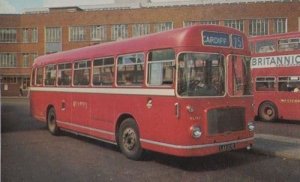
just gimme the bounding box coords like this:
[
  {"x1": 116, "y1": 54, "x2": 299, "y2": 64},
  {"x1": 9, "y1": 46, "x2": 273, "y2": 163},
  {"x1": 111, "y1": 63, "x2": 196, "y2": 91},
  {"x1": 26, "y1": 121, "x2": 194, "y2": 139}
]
[{"x1": 1, "y1": 0, "x2": 300, "y2": 96}]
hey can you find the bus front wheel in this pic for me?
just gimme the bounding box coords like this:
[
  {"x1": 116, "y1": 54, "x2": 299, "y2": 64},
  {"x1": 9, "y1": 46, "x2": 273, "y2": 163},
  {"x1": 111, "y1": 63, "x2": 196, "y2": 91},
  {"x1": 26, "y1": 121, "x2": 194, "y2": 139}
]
[
  {"x1": 47, "y1": 107, "x2": 60, "y2": 135},
  {"x1": 118, "y1": 118, "x2": 143, "y2": 160},
  {"x1": 258, "y1": 102, "x2": 278, "y2": 122}
]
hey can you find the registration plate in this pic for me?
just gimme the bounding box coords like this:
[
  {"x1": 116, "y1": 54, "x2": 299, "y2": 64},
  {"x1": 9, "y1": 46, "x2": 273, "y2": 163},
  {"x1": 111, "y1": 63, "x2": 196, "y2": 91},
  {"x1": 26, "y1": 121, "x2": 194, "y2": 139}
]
[{"x1": 219, "y1": 143, "x2": 236, "y2": 152}]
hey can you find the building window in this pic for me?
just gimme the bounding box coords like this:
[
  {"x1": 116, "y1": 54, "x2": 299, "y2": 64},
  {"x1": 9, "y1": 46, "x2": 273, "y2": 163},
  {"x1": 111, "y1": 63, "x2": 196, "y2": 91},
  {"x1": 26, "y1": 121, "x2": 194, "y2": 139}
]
[
  {"x1": 45, "y1": 27, "x2": 62, "y2": 54},
  {"x1": 0, "y1": 28, "x2": 17, "y2": 43},
  {"x1": 31, "y1": 53, "x2": 38, "y2": 62},
  {"x1": 91, "y1": 25, "x2": 107, "y2": 41},
  {"x1": 22, "y1": 53, "x2": 30, "y2": 67},
  {"x1": 70, "y1": 26, "x2": 86, "y2": 41},
  {"x1": 249, "y1": 19, "x2": 269, "y2": 36},
  {"x1": 2, "y1": 76, "x2": 17, "y2": 84},
  {"x1": 32, "y1": 28, "x2": 38, "y2": 42},
  {"x1": 0, "y1": 53, "x2": 17, "y2": 67},
  {"x1": 46, "y1": 27, "x2": 61, "y2": 42},
  {"x1": 224, "y1": 20, "x2": 244, "y2": 32},
  {"x1": 22, "y1": 28, "x2": 38, "y2": 43},
  {"x1": 184, "y1": 20, "x2": 219, "y2": 27},
  {"x1": 273, "y1": 18, "x2": 287, "y2": 34},
  {"x1": 23, "y1": 29, "x2": 29, "y2": 43},
  {"x1": 132, "y1": 23, "x2": 150, "y2": 37},
  {"x1": 111, "y1": 24, "x2": 128, "y2": 41},
  {"x1": 154, "y1": 22, "x2": 173, "y2": 32}
]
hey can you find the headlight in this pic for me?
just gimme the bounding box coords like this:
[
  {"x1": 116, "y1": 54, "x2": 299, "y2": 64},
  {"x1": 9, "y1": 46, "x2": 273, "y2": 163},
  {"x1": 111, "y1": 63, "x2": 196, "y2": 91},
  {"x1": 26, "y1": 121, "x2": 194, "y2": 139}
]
[
  {"x1": 190, "y1": 126, "x2": 202, "y2": 138},
  {"x1": 248, "y1": 122, "x2": 255, "y2": 132}
]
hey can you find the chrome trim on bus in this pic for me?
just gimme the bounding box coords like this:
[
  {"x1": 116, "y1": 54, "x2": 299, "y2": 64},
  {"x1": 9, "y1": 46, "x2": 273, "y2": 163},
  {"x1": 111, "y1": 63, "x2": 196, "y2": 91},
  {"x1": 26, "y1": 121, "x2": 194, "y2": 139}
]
[
  {"x1": 60, "y1": 128, "x2": 117, "y2": 145},
  {"x1": 57, "y1": 120, "x2": 115, "y2": 136},
  {"x1": 30, "y1": 87, "x2": 175, "y2": 96},
  {"x1": 140, "y1": 137, "x2": 254, "y2": 150}
]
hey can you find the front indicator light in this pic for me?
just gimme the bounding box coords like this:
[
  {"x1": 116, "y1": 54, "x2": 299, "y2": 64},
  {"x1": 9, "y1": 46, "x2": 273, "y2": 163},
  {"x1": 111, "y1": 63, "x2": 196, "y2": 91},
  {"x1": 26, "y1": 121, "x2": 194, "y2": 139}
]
[
  {"x1": 191, "y1": 126, "x2": 202, "y2": 138},
  {"x1": 248, "y1": 122, "x2": 255, "y2": 132}
]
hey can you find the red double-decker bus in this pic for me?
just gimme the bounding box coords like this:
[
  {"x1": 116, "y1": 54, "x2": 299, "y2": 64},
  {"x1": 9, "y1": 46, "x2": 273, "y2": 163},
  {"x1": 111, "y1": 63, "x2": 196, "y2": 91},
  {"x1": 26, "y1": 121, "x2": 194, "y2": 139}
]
[
  {"x1": 30, "y1": 25, "x2": 254, "y2": 160},
  {"x1": 250, "y1": 32, "x2": 300, "y2": 122}
]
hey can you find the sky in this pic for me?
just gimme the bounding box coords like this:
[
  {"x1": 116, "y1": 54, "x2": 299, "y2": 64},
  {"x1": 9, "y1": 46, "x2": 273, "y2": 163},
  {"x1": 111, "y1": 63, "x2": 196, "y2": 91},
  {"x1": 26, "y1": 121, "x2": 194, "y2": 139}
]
[{"x1": 0, "y1": 0, "x2": 187, "y2": 14}]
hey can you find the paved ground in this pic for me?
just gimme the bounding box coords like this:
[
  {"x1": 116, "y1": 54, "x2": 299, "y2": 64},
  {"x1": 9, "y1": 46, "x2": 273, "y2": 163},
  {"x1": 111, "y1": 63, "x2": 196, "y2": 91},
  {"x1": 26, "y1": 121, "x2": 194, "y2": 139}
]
[{"x1": 254, "y1": 134, "x2": 300, "y2": 160}]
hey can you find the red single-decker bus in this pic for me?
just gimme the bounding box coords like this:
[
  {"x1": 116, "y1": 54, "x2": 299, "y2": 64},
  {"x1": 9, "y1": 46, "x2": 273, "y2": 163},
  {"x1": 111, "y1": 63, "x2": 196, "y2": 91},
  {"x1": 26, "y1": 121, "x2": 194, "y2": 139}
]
[{"x1": 30, "y1": 25, "x2": 254, "y2": 160}]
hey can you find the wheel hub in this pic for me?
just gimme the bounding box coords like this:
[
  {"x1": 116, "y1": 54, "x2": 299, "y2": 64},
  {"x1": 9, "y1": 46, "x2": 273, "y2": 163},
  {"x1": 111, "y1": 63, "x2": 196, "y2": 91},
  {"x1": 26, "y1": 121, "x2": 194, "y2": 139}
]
[{"x1": 123, "y1": 128, "x2": 136, "y2": 151}]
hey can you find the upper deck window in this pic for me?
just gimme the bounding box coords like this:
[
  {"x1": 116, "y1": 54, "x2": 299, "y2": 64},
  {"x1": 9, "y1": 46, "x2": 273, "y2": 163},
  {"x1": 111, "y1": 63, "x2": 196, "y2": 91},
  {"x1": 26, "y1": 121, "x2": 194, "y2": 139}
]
[
  {"x1": 255, "y1": 40, "x2": 276, "y2": 53},
  {"x1": 278, "y1": 38, "x2": 300, "y2": 52}
]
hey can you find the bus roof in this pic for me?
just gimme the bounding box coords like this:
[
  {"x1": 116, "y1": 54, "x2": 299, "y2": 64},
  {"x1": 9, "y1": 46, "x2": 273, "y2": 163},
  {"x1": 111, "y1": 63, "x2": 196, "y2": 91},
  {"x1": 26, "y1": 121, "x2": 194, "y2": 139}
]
[
  {"x1": 249, "y1": 32, "x2": 300, "y2": 42},
  {"x1": 33, "y1": 25, "x2": 248, "y2": 67}
]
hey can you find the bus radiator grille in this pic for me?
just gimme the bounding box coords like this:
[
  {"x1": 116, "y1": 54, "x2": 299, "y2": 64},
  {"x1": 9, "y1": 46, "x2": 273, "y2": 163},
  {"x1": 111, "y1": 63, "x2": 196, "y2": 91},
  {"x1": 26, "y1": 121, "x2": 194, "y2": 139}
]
[{"x1": 207, "y1": 107, "x2": 245, "y2": 135}]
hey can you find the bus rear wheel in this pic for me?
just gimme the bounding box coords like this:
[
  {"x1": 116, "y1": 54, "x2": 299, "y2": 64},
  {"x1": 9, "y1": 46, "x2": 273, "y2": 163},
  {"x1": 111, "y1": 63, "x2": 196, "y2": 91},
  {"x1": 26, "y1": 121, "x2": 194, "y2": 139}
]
[
  {"x1": 47, "y1": 107, "x2": 60, "y2": 135},
  {"x1": 118, "y1": 118, "x2": 143, "y2": 160},
  {"x1": 258, "y1": 102, "x2": 278, "y2": 122}
]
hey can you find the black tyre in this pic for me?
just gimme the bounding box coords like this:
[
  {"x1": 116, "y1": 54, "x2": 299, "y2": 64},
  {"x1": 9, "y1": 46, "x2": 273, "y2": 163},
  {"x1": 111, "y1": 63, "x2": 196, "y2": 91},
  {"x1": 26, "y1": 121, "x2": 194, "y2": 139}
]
[
  {"x1": 118, "y1": 118, "x2": 143, "y2": 160},
  {"x1": 258, "y1": 102, "x2": 278, "y2": 122},
  {"x1": 47, "y1": 107, "x2": 60, "y2": 135}
]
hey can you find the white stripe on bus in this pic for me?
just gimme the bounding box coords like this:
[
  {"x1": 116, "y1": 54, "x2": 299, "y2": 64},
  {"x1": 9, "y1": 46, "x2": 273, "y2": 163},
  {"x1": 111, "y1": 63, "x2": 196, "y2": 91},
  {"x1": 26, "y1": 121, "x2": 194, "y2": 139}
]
[
  {"x1": 30, "y1": 87, "x2": 175, "y2": 96},
  {"x1": 57, "y1": 120, "x2": 115, "y2": 136}
]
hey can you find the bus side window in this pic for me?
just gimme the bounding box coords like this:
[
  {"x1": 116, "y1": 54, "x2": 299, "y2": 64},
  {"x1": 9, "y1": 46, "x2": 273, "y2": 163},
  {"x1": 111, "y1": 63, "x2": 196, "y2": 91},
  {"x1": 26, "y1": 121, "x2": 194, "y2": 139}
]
[
  {"x1": 147, "y1": 49, "x2": 175, "y2": 86},
  {"x1": 31, "y1": 68, "x2": 36, "y2": 86},
  {"x1": 279, "y1": 76, "x2": 300, "y2": 92},
  {"x1": 58, "y1": 63, "x2": 72, "y2": 86},
  {"x1": 45, "y1": 64, "x2": 57, "y2": 86},
  {"x1": 256, "y1": 77, "x2": 275, "y2": 91},
  {"x1": 93, "y1": 57, "x2": 114, "y2": 86},
  {"x1": 36, "y1": 67, "x2": 44, "y2": 86},
  {"x1": 117, "y1": 53, "x2": 144, "y2": 86},
  {"x1": 74, "y1": 60, "x2": 91, "y2": 86}
]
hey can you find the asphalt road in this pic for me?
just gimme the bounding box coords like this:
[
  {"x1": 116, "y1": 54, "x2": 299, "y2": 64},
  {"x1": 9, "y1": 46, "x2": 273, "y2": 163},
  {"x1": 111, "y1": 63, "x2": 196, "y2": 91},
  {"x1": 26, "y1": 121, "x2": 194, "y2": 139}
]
[
  {"x1": 1, "y1": 98, "x2": 300, "y2": 182},
  {"x1": 255, "y1": 119, "x2": 300, "y2": 139}
]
